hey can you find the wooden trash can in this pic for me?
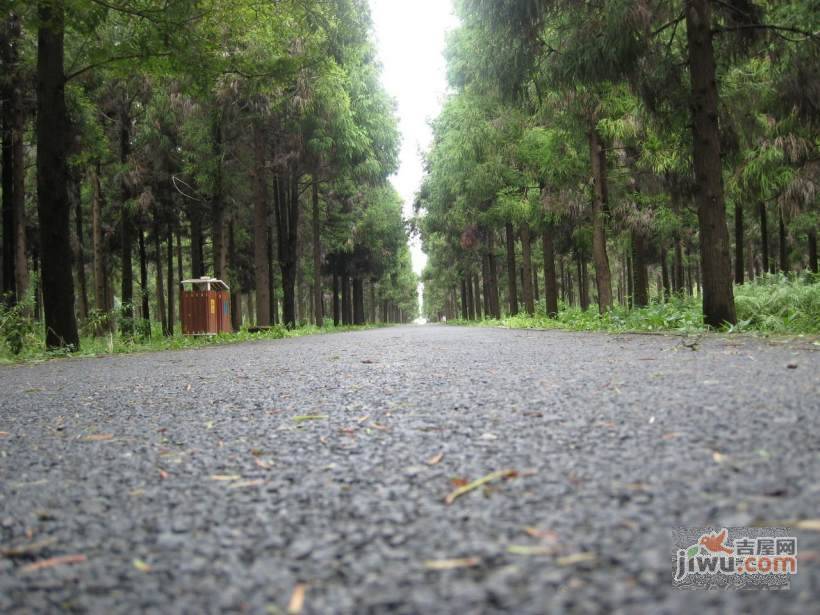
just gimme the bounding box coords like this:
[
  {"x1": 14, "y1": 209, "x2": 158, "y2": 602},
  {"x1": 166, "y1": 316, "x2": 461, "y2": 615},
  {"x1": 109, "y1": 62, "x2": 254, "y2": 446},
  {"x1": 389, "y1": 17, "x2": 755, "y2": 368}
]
[{"x1": 180, "y1": 277, "x2": 233, "y2": 335}]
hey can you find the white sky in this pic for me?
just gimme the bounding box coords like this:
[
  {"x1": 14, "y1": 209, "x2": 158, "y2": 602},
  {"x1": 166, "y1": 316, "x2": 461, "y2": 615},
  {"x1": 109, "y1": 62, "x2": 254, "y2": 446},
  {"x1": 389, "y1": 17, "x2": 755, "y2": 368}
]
[{"x1": 369, "y1": 0, "x2": 459, "y2": 276}]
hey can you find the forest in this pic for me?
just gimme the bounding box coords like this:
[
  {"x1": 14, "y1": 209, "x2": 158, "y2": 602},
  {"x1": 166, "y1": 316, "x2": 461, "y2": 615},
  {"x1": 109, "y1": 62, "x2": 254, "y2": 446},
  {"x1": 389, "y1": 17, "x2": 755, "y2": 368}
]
[
  {"x1": 0, "y1": 0, "x2": 419, "y2": 356},
  {"x1": 418, "y1": 0, "x2": 819, "y2": 333}
]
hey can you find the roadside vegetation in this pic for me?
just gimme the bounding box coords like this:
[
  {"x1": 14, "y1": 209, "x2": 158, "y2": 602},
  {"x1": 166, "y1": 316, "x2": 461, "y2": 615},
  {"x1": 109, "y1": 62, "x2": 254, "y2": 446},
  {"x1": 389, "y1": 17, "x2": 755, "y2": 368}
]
[
  {"x1": 452, "y1": 274, "x2": 819, "y2": 336},
  {"x1": 418, "y1": 1, "x2": 819, "y2": 334},
  {"x1": 0, "y1": 1, "x2": 418, "y2": 357},
  {"x1": 0, "y1": 298, "x2": 379, "y2": 364}
]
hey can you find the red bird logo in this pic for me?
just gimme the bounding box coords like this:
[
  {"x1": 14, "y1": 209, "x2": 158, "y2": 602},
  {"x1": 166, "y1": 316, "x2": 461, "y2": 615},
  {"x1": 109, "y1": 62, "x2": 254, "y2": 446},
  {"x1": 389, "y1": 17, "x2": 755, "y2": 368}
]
[{"x1": 699, "y1": 529, "x2": 734, "y2": 555}]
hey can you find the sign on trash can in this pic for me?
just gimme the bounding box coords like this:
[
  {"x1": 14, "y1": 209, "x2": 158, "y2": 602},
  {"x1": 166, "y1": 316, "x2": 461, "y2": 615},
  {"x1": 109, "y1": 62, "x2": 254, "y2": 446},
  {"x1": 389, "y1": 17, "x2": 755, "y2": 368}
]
[{"x1": 180, "y1": 277, "x2": 232, "y2": 335}]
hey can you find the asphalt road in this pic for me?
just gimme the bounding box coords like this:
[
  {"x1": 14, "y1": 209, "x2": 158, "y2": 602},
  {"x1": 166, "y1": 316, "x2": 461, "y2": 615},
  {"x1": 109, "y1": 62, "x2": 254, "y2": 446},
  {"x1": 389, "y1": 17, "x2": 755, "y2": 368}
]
[{"x1": 1, "y1": 325, "x2": 818, "y2": 614}]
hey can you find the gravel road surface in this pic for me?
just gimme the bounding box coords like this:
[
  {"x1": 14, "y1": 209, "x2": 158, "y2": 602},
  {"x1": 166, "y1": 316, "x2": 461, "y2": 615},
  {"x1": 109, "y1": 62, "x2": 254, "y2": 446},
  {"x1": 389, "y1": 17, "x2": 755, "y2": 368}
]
[{"x1": 1, "y1": 325, "x2": 818, "y2": 614}]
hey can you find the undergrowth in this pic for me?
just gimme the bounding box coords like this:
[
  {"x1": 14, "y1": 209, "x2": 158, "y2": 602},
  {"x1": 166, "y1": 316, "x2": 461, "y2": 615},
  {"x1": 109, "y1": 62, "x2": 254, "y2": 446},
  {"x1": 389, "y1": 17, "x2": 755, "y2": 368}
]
[
  {"x1": 0, "y1": 312, "x2": 381, "y2": 365},
  {"x1": 453, "y1": 273, "x2": 819, "y2": 336}
]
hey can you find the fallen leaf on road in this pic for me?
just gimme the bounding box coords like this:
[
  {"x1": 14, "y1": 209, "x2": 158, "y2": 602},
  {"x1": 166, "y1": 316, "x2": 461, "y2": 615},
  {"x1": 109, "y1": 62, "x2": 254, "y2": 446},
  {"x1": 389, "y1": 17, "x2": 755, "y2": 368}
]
[
  {"x1": 524, "y1": 527, "x2": 559, "y2": 543},
  {"x1": 794, "y1": 520, "x2": 820, "y2": 531},
  {"x1": 83, "y1": 434, "x2": 114, "y2": 442},
  {"x1": 292, "y1": 415, "x2": 327, "y2": 422},
  {"x1": 1, "y1": 538, "x2": 57, "y2": 557},
  {"x1": 369, "y1": 422, "x2": 390, "y2": 432},
  {"x1": 355, "y1": 415, "x2": 370, "y2": 423},
  {"x1": 287, "y1": 583, "x2": 307, "y2": 614},
  {"x1": 255, "y1": 458, "x2": 274, "y2": 470},
  {"x1": 661, "y1": 432, "x2": 682, "y2": 440},
  {"x1": 158, "y1": 469, "x2": 169, "y2": 480},
  {"x1": 229, "y1": 479, "x2": 265, "y2": 489},
  {"x1": 426, "y1": 452, "x2": 444, "y2": 466},
  {"x1": 450, "y1": 477, "x2": 469, "y2": 488},
  {"x1": 424, "y1": 557, "x2": 481, "y2": 570},
  {"x1": 445, "y1": 469, "x2": 519, "y2": 505},
  {"x1": 210, "y1": 474, "x2": 241, "y2": 481},
  {"x1": 507, "y1": 545, "x2": 556, "y2": 556},
  {"x1": 557, "y1": 552, "x2": 597, "y2": 566},
  {"x1": 712, "y1": 452, "x2": 727, "y2": 464},
  {"x1": 20, "y1": 554, "x2": 86, "y2": 573},
  {"x1": 0, "y1": 431, "x2": 9, "y2": 437},
  {"x1": 132, "y1": 559, "x2": 152, "y2": 573}
]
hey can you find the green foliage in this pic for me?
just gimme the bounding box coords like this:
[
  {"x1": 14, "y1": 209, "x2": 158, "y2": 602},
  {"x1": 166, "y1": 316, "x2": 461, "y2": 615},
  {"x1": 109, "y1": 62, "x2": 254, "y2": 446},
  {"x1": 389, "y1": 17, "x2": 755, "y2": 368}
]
[
  {"x1": 0, "y1": 300, "x2": 38, "y2": 356},
  {"x1": 0, "y1": 319, "x2": 385, "y2": 365},
  {"x1": 733, "y1": 274, "x2": 820, "y2": 334},
  {"x1": 453, "y1": 276, "x2": 819, "y2": 336}
]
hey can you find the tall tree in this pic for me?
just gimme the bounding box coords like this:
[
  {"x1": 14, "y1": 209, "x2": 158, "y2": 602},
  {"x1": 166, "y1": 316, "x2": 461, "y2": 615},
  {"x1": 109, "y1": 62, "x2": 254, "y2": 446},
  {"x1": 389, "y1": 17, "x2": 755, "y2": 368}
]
[{"x1": 36, "y1": 0, "x2": 79, "y2": 348}]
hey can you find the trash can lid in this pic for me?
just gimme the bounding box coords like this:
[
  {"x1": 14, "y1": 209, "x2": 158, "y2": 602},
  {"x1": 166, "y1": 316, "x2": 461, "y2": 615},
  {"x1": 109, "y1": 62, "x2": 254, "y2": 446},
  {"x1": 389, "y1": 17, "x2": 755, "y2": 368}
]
[{"x1": 180, "y1": 277, "x2": 230, "y2": 290}]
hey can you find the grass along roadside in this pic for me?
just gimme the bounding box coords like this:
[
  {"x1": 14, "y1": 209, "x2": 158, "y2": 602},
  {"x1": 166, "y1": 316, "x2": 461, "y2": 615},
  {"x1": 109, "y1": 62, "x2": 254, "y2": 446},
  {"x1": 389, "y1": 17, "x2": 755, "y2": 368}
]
[
  {"x1": 0, "y1": 322, "x2": 385, "y2": 366},
  {"x1": 450, "y1": 274, "x2": 820, "y2": 336}
]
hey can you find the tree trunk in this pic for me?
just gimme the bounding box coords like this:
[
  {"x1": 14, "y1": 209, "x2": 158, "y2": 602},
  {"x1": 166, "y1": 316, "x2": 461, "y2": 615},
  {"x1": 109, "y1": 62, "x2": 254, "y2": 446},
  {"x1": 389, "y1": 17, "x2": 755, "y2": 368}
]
[
  {"x1": 759, "y1": 202, "x2": 770, "y2": 274},
  {"x1": 352, "y1": 277, "x2": 364, "y2": 325},
  {"x1": 273, "y1": 171, "x2": 299, "y2": 328},
  {"x1": 35, "y1": 0, "x2": 79, "y2": 348},
  {"x1": 808, "y1": 230, "x2": 818, "y2": 274},
  {"x1": 167, "y1": 230, "x2": 175, "y2": 335},
  {"x1": 12, "y1": 84, "x2": 26, "y2": 304},
  {"x1": 138, "y1": 225, "x2": 149, "y2": 328},
  {"x1": 175, "y1": 228, "x2": 183, "y2": 285},
  {"x1": 1, "y1": 14, "x2": 17, "y2": 303},
  {"x1": 91, "y1": 165, "x2": 106, "y2": 316},
  {"x1": 460, "y1": 277, "x2": 469, "y2": 320},
  {"x1": 119, "y1": 104, "x2": 134, "y2": 336},
  {"x1": 267, "y1": 218, "x2": 277, "y2": 325},
  {"x1": 154, "y1": 220, "x2": 168, "y2": 336},
  {"x1": 532, "y1": 264, "x2": 539, "y2": 303},
  {"x1": 541, "y1": 227, "x2": 558, "y2": 317},
  {"x1": 369, "y1": 280, "x2": 376, "y2": 323},
  {"x1": 734, "y1": 202, "x2": 744, "y2": 284},
  {"x1": 332, "y1": 259, "x2": 340, "y2": 326},
  {"x1": 228, "y1": 220, "x2": 241, "y2": 331},
  {"x1": 746, "y1": 234, "x2": 755, "y2": 282},
  {"x1": 661, "y1": 244, "x2": 671, "y2": 302},
  {"x1": 466, "y1": 271, "x2": 475, "y2": 319},
  {"x1": 473, "y1": 272, "x2": 482, "y2": 319},
  {"x1": 520, "y1": 222, "x2": 534, "y2": 315},
  {"x1": 70, "y1": 171, "x2": 89, "y2": 320},
  {"x1": 312, "y1": 176, "x2": 322, "y2": 326},
  {"x1": 685, "y1": 0, "x2": 736, "y2": 326},
  {"x1": 778, "y1": 205, "x2": 788, "y2": 274},
  {"x1": 577, "y1": 252, "x2": 589, "y2": 311},
  {"x1": 504, "y1": 222, "x2": 518, "y2": 316},
  {"x1": 487, "y1": 231, "x2": 501, "y2": 318},
  {"x1": 632, "y1": 231, "x2": 649, "y2": 307},
  {"x1": 211, "y1": 116, "x2": 227, "y2": 281},
  {"x1": 588, "y1": 129, "x2": 613, "y2": 313},
  {"x1": 481, "y1": 254, "x2": 491, "y2": 317},
  {"x1": 626, "y1": 249, "x2": 633, "y2": 308},
  {"x1": 341, "y1": 269, "x2": 351, "y2": 325},
  {"x1": 188, "y1": 207, "x2": 204, "y2": 278},
  {"x1": 252, "y1": 121, "x2": 270, "y2": 326},
  {"x1": 2, "y1": 14, "x2": 26, "y2": 305},
  {"x1": 674, "y1": 239, "x2": 685, "y2": 295}
]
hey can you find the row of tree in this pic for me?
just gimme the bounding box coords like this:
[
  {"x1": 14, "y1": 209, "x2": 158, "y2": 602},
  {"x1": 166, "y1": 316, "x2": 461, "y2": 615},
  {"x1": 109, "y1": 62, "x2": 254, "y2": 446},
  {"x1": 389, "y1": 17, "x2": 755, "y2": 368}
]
[
  {"x1": 0, "y1": 0, "x2": 419, "y2": 350},
  {"x1": 418, "y1": 0, "x2": 818, "y2": 324}
]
